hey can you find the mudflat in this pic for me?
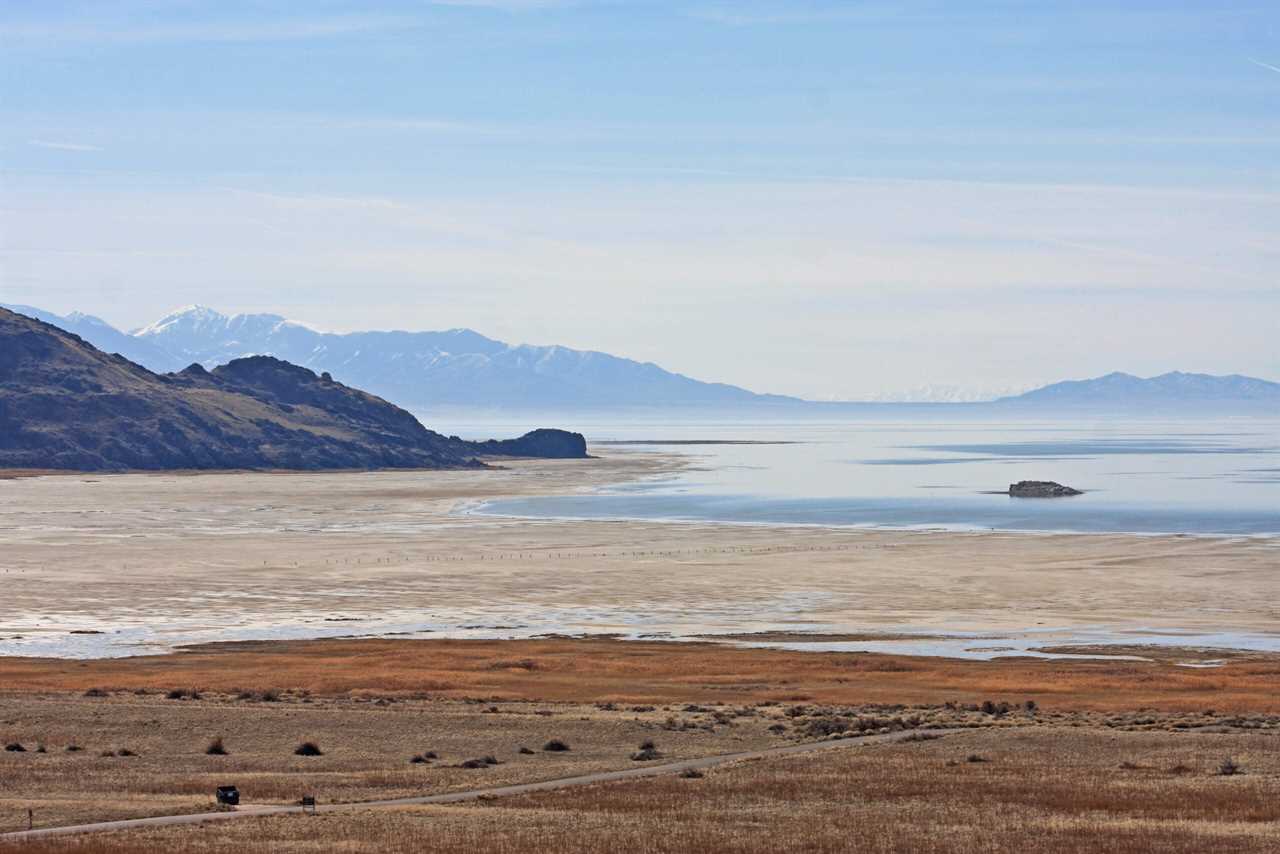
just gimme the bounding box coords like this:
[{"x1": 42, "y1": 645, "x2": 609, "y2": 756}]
[
  {"x1": 2, "y1": 447, "x2": 1278, "y2": 849},
  {"x1": 1, "y1": 451, "x2": 1278, "y2": 658}
]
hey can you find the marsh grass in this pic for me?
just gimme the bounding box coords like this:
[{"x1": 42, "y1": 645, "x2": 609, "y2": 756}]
[{"x1": 3, "y1": 638, "x2": 1279, "y2": 713}]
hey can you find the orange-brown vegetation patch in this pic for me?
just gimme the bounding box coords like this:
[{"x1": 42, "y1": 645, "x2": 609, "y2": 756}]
[{"x1": 3, "y1": 638, "x2": 1278, "y2": 712}]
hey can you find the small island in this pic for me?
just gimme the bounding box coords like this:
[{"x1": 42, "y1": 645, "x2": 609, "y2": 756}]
[{"x1": 1008, "y1": 480, "x2": 1083, "y2": 498}]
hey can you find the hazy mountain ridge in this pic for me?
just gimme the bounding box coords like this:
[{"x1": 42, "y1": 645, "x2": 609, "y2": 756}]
[
  {"x1": 0, "y1": 307, "x2": 585, "y2": 472},
  {"x1": 120, "y1": 305, "x2": 793, "y2": 409},
  {"x1": 998, "y1": 371, "x2": 1280, "y2": 406},
  {"x1": 7, "y1": 304, "x2": 1277, "y2": 413}
]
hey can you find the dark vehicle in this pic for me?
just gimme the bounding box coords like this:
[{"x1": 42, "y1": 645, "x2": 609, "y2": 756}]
[{"x1": 215, "y1": 786, "x2": 240, "y2": 807}]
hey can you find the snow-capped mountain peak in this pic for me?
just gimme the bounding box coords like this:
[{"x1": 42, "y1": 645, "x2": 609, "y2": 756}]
[{"x1": 131, "y1": 305, "x2": 229, "y2": 338}]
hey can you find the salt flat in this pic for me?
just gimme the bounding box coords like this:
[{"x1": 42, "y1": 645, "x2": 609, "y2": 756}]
[{"x1": 1, "y1": 452, "x2": 1277, "y2": 658}]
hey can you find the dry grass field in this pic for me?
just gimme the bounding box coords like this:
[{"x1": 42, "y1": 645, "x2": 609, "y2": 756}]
[
  {"x1": 0, "y1": 689, "x2": 796, "y2": 832},
  {"x1": 3, "y1": 726, "x2": 1278, "y2": 853},
  {"x1": 2, "y1": 637, "x2": 1279, "y2": 850}
]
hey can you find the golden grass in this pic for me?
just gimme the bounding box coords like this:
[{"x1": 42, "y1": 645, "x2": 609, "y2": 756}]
[
  {"x1": 2, "y1": 637, "x2": 1278, "y2": 712},
  {"x1": 4, "y1": 727, "x2": 1278, "y2": 853},
  {"x1": 3, "y1": 639, "x2": 1277, "y2": 845},
  {"x1": 0, "y1": 693, "x2": 790, "y2": 832}
]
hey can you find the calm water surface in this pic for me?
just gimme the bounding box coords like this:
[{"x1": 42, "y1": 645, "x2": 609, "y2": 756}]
[{"x1": 445, "y1": 415, "x2": 1280, "y2": 536}]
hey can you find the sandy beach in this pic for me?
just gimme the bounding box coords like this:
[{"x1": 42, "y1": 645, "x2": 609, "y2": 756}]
[{"x1": 1, "y1": 450, "x2": 1277, "y2": 658}]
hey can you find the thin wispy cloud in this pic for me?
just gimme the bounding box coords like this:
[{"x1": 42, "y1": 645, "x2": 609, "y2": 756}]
[
  {"x1": 28, "y1": 139, "x2": 102, "y2": 152},
  {"x1": 1249, "y1": 57, "x2": 1280, "y2": 74},
  {"x1": 428, "y1": 0, "x2": 576, "y2": 8},
  {"x1": 685, "y1": 2, "x2": 905, "y2": 27},
  {"x1": 1, "y1": 14, "x2": 421, "y2": 44},
  {"x1": 0, "y1": 0, "x2": 577, "y2": 45}
]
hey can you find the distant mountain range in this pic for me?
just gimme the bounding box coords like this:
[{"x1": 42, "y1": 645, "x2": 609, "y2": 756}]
[
  {"x1": 5, "y1": 304, "x2": 795, "y2": 411},
  {"x1": 995, "y1": 371, "x2": 1280, "y2": 408},
  {"x1": 0, "y1": 307, "x2": 585, "y2": 472},
  {"x1": 6, "y1": 304, "x2": 1278, "y2": 414}
]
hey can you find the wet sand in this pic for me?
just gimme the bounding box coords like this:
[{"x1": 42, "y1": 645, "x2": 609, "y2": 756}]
[{"x1": 1, "y1": 451, "x2": 1277, "y2": 658}]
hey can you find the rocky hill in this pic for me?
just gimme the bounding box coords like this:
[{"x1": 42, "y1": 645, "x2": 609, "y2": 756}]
[{"x1": 0, "y1": 308, "x2": 585, "y2": 472}]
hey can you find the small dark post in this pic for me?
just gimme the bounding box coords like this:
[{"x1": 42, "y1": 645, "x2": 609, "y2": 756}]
[
  {"x1": 301, "y1": 795, "x2": 316, "y2": 815},
  {"x1": 27, "y1": 809, "x2": 33, "y2": 831}
]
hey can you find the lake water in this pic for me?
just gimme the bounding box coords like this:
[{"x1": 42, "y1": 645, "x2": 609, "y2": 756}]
[{"x1": 447, "y1": 415, "x2": 1280, "y2": 537}]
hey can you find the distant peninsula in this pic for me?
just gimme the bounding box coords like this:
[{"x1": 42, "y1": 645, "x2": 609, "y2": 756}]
[{"x1": 0, "y1": 307, "x2": 585, "y2": 472}]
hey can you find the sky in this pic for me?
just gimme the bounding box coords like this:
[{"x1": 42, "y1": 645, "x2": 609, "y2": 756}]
[{"x1": 2, "y1": 1, "x2": 1278, "y2": 401}]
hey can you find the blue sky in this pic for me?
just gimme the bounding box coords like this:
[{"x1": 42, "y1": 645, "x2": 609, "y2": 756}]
[{"x1": 2, "y1": 1, "x2": 1278, "y2": 399}]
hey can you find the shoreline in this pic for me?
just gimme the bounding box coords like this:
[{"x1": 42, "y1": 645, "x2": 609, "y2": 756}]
[
  {"x1": 467, "y1": 499, "x2": 1280, "y2": 541},
  {"x1": 3, "y1": 450, "x2": 1278, "y2": 660}
]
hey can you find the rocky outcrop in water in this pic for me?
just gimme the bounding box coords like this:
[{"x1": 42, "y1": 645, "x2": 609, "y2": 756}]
[
  {"x1": 1008, "y1": 480, "x2": 1083, "y2": 498},
  {"x1": 468, "y1": 428, "x2": 588, "y2": 459}
]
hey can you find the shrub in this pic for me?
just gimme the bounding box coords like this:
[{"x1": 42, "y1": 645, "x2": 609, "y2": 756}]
[
  {"x1": 116, "y1": 748, "x2": 137, "y2": 757},
  {"x1": 422, "y1": 750, "x2": 438, "y2": 760},
  {"x1": 542, "y1": 739, "x2": 570, "y2": 752},
  {"x1": 35, "y1": 743, "x2": 47, "y2": 753},
  {"x1": 294, "y1": 742, "x2": 323, "y2": 756},
  {"x1": 4, "y1": 742, "x2": 25, "y2": 752},
  {"x1": 83, "y1": 688, "x2": 108, "y2": 698},
  {"x1": 65, "y1": 744, "x2": 82, "y2": 753},
  {"x1": 966, "y1": 754, "x2": 989, "y2": 763},
  {"x1": 1218, "y1": 757, "x2": 1242, "y2": 776},
  {"x1": 518, "y1": 746, "x2": 535, "y2": 755},
  {"x1": 409, "y1": 754, "x2": 429, "y2": 764},
  {"x1": 205, "y1": 737, "x2": 228, "y2": 756},
  {"x1": 804, "y1": 717, "x2": 854, "y2": 738},
  {"x1": 166, "y1": 689, "x2": 187, "y2": 700},
  {"x1": 1024, "y1": 699, "x2": 1038, "y2": 713},
  {"x1": 678, "y1": 768, "x2": 704, "y2": 779},
  {"x1": 459, "y1": 758, "x2": 490, "y2": 769},
  {"x1": 259, "y1": 688, "x2": 281, "y2": 703},
  {"x1": 631, "y1": 744, "x2": 662, "y2": 761}
]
